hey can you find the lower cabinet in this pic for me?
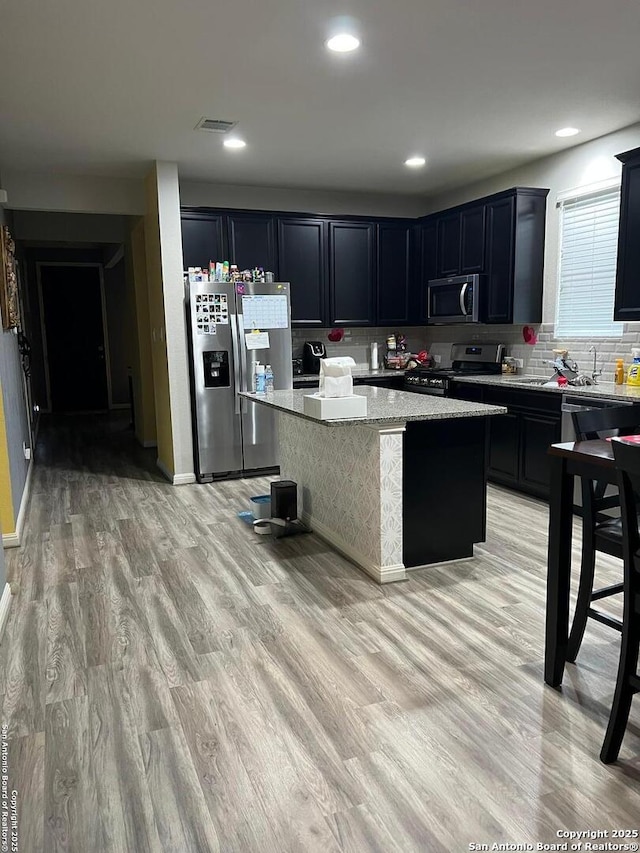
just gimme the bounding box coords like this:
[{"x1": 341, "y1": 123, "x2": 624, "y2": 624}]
[
  {"x1": 451, "y1": 384, "x2": 561, "y2": 500},
  {"x1": 518, "y1": 411, "x2": 560, "y2": 496},
  {"x1": 488, "y1": 411, "x2": 520, "y2": 486}
]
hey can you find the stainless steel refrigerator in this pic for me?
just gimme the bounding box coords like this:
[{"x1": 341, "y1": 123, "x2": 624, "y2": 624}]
[{"x1": 186, "y1": 280, "x2": 293, "y2": 482}]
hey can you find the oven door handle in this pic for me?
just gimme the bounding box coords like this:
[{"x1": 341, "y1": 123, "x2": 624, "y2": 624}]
[{"x1": 459, "y1": 283, "x2": 468, "y2": 316}]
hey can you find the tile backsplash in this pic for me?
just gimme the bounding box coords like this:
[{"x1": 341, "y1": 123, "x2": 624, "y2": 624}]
[
  {"x1": 426, "y1": 323, "x2": 634, "y2": 382},
  {"x1": 293, "y1": 323, "x2": 636, "y2": 382},
  {"x1": 291, "y1": 327, "x2": 427, "y2": 369}
]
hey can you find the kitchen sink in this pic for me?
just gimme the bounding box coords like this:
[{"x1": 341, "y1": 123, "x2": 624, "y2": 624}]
[{"x1": 504, "y1": 377, "x2": 550, "y2": 386}]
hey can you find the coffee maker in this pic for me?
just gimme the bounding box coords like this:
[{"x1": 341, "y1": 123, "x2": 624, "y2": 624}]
[{"x1": 302, "y1": 341, "x2": 326, "y2": 374}]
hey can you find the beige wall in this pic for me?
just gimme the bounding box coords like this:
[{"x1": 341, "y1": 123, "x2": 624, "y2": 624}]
[
  {"x1": 144, "y1": 168, "x2": 175, "y2": 474},
  {"x1": 143, "y1": 162, "x2": 194, "y2": 482},
  {"x1": 179, "y1": 180, "x2": 428, "y2": 218},
  {"x1": 128, "y1": 219, "x2": 157, "y2": 447},
  {"x1": 2, "y1": 170, "x2": 144, "y2": 215}
]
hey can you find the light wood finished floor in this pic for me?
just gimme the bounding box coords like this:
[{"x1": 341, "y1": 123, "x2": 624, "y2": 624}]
[{"x1": 2, "y1": 414, "x2": 639, "y2": 852}]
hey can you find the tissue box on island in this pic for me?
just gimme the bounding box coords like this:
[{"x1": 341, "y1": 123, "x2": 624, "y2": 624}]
[
  {"x1": 303, "y1": 356, "x2": 367, "y2": 419},
  {"x1": 303, "y1": 394, "x2": 367, "y2": 419}
]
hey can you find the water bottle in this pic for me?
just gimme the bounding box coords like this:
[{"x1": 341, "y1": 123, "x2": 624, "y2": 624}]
[
  {"x1": 265, "y1": 364, "x2": 274, "y2": 393},
  {"x1": 254, "y1": 363, "x2": 266, "y2": 394}
]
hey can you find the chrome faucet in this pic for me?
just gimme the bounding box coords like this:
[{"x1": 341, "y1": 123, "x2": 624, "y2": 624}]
[{"x1": 589, "y1": 346, "x2": 602, "y2": 383}]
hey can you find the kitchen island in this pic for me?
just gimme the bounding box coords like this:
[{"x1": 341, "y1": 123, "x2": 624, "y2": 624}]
[{"x1": 241, "y1": 387, "x2": 506, "y2": 583}]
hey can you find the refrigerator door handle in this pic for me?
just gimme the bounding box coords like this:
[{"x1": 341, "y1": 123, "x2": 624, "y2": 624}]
[
  {"x1": 238, "y1": 309, "x2": 249, "y2": 413},
  {"x1": 230, "y1": 313, "x2": 242, "y2": 415}
]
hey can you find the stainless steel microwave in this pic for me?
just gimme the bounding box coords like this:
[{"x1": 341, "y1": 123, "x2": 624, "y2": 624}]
[{"x1": 427, "y1": 274, "x2": 481, "y2": 324}]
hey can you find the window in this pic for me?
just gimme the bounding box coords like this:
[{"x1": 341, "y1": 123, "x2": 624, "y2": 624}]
[{"x1": 555, "y1": 182, "x2": 622, "y2": 337}]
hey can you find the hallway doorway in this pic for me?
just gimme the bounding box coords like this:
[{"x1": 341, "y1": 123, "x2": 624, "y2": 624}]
[{"x1": 38, "y1": 263, "x2": 110, "y2": 413}]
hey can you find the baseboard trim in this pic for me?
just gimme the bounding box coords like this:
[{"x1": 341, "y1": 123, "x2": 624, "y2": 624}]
[
  {"x1": 2, "y1": 459, "x2": 33, "y2": 549},
  {"x1": 173, "y1": 472, "x2": 196, "y2": 485},
  {"x1": 109, "y1": 403, "x2": 131, "y2": 410},
  {"x1": 301, "y1": 512, "x2": 406, "y2": 584},
  {"x1": 156, "y1": 458, "x2": 196, "y2": 485},
  {"x1": 0, "y1": 583, "x2": 12, "y2": 642}
]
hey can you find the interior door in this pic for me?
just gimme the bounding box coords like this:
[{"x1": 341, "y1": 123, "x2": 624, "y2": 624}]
[{"x1": 40, "y1": 265, "x2": 108, "y2": 412}]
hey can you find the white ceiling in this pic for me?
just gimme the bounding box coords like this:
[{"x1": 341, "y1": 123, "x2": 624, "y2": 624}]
[{"x1": 1, "y1": 0, "x2": 639, "y2": 196}]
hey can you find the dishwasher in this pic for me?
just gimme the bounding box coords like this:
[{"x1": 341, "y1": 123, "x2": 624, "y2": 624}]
[{"x1": 561, "y1": 394, "x2": 634, "y2": 511}]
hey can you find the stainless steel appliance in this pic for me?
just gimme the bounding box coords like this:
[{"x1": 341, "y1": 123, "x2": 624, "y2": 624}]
[
  {"x1": 427, "y1": 274, "x2": 482, "y2": 324},
  {"x1": 561, "y1": 395, "x2": 633, "y2": 511},
  {"x1": 186, "y1": 280, "x2": 292, "y2": 481},
  {"x1": 302, "y1": 341, "x2": 326, "y2": 374},
  {"x1": 404, "y1": 343, "x2": 504, "y2": 396}
]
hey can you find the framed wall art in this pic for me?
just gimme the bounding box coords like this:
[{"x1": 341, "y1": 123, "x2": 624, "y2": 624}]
[{"x1": 0, "y1": 225, "x2": 19, "y2": 330}]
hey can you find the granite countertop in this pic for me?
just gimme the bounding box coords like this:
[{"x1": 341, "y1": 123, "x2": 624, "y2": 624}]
[
  {"x1": 240, "y1": 387, "x2": 506, "y2": 427},
  {"x1": 293, "y1": 367, "x2": 406, "y2": 382},
  {"x1": 456, "y1": 374, "x2": 640, "y2": 402}
]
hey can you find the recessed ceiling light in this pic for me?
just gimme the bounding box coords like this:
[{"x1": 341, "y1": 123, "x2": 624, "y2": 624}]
[
  {"x1": 405, "y1": 156, "x2": 426, "y2": 168},
  {"x1": 555, "y1": 127, "x2": 580, "y2": 138},
  {"x1": 223, "y1": 137, "x2": 246, "y2": 149},
  {"x1": 326, "y1": 33, "x2": 360, "y2": 52}
]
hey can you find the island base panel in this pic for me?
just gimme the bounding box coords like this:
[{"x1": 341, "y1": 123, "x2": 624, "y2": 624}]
[
  {"x1": 278, "y1": 413, "x2": 406, "y2": 584},
  {"x1": 403, "y1": 419, "x2": 488, "y2": 568}
]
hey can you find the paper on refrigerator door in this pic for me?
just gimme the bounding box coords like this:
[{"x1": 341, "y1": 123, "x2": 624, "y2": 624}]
[
  {"x1": 245, "y1": 331, "x2": 270, "y2": 350},
  {"x1": 242, "y1": 295, "x2": 288, "y2": 330}
]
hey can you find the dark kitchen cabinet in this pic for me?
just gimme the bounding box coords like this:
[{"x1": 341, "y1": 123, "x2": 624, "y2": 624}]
[
  {"x1": 488, "y1": 411, "x2": 520, "y2": 485},
  {"x1": 486, "y1": 389, "x2": 560, "y2": 499},
  {"x1": 227, "y1": 214, "x2": 277, "y2": 274},
  {"x1": 484, "y1": 196, "x2": 515, "y2": 323},
  {"x1": 329, "y1": 221, "x2": 375, "y2": 326},
  {"x1": 436, "y1": 212, "x2": 461, "y2": 277},
  {"x1": 460, "y1": 205, "x2": 485, "y2": 273},
  {"x1": 450, "y1": 384, "x2": 561, "y2": 500},
  {"x1": 413, "y1": 219, "x2": 437, "y2": 323},
  {"x1": 485, "y1": 189, "x2": 548, "y2": 324},
  {"x1": 277, "y1": 218, "x2": 327, "y2": 326},
  {"x1": 519, "y1": 412, "x2": 559, "y2": 495},
  {"x1": 377, "y1": 221, "x2": 411, "y2": 325},
  {"x1": 181, "y1": 213, "x2": 225, "y2": 269},
  {"x1": 614, "y1": 147, "x2": 640, "y2": 321}
]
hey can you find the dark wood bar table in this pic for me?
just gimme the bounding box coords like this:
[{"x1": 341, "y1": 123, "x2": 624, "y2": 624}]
[{"x1": 545, "y1": 439, "x2": 617, "y2": 687}]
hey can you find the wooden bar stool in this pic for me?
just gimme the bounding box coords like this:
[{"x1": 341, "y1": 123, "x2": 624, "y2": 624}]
[
  {"x1": 601, "y1": 438, "x2": 640, "y2": 763},
  {"x1": 567, "y1": 405, "x2": 640, "y2": 662}
]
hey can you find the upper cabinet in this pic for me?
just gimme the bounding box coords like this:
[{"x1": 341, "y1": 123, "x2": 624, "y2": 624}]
[
  {"x1": 377, "y1": 221, "x2": 412, "y2": 325},
  {"x1": 460, "y1": 205, "x2": 485, "y2": 273},
  {"x1": 180, "y1": 187, "x2": 548, "y2": 329},
  {"x1": 484, "y1": 196, "x2": 515, "y2": 323},
  {"x1": 419, "y1": 187, "x2": 548, "y2": 325},
  {"x1": 226, "y1": 213, "x2": 277, "y2": 274},
  {"x1": 433, "y1": 205, "x2": 484, "y2": 278},
  {"x1": 492, "y1": 188, "x2": 547, "y2": 325},
  {"x1": 614, "y1": 147, "x2": 640, "y2": 321},
  {"x1": 436, "y1": 212, "x2": 461, "y2": 277},
  {"x1": 278, "y1": 217, "x2": 327, "y2": 326},
  {"x1": 415, "y1": 220, "x2": 437, "y2": 323},
  {"x1": 180, "y1": 213, "x2": 225, "y2": 269},
  {"x1": 329, "y1": 221, "x2": 376, "y2": 326}
]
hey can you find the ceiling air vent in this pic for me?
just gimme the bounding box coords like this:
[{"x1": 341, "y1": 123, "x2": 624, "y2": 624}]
[{"x1": 195, "y1": 117, "x2": 238, "y2": 133}]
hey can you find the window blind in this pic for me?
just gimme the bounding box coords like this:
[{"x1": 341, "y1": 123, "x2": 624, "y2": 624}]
[{"x1": 555, "y1": 185, "x2": 622, "y2": 337}]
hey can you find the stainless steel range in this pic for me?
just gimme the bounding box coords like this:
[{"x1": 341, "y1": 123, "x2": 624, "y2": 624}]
[{"x1": 404, "y1": 343, "x2": 505, "y2": 396}]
